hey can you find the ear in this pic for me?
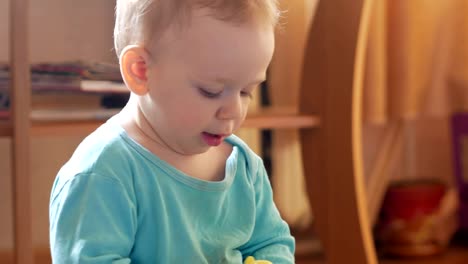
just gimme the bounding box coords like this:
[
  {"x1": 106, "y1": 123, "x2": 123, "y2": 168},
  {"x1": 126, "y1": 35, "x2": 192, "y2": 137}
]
[{"x1": 119, "y1": 45, "x2": 151, "y2": 96}]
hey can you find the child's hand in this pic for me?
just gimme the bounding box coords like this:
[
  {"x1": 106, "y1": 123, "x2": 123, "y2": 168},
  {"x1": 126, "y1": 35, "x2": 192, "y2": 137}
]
[{"x1": 244, "y1": 256, "x2": 272, "y2": 264}]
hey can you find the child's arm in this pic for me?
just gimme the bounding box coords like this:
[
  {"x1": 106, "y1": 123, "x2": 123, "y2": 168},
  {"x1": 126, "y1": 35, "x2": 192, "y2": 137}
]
[
  {"x1": 49, "y1": 172, "x2": 136, "y2": 263},
  {"x1": 239, "y1": 159, "x2": 295, "y2": 263}
]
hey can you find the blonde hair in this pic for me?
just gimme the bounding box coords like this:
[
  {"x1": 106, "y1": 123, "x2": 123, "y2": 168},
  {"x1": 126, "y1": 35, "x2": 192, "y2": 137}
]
[{"x1": 114, "y1": 0, "x2": 279, "y2": 58}]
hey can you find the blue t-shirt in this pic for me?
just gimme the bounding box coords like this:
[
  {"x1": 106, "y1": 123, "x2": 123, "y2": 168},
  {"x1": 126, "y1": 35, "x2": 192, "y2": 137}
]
[{"x1": 49, "y1": 117, "x2": 295, "y2": 263}]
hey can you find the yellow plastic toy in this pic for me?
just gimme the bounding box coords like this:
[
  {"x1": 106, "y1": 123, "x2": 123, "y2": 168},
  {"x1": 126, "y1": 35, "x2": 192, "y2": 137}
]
[{"x1": 243, "y1": 256, "x2": 272, "y2": 264}]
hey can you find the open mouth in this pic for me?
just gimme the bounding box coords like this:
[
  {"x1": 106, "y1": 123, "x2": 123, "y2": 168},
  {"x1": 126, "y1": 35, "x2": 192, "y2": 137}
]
[{"x1": 201, "y1": 132, "x2": 226, "y2": 146}]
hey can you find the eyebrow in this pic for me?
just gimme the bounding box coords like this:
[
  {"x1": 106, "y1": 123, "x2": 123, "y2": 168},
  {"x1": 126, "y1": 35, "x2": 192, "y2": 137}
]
[{"x1": 214, "y1": 77, "x2": 266, "y2": 87}]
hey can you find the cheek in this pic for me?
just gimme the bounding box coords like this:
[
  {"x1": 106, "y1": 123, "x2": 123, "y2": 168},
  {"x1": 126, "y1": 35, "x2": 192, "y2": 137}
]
[
  {"x1": 240, "y1": 100, "x2": 250, "y2": 118},
  {"x1": 148, "y1": 80, "x2": 215, "y2": 127},
  {"x1": 165, "y1": 97, "x2": 213, "y2": 127}
]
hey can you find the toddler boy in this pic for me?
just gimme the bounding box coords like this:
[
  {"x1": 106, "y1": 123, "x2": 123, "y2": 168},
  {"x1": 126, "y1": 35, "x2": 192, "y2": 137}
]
[{"x1": 50, "y1": 0, "x2": 295, "y2": 263}]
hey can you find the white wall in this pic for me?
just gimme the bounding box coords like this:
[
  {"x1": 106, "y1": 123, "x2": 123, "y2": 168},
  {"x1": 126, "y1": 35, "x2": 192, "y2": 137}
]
[
  {"x1": 0, "y1": 0, "x2": 116, "y2": 249},
  {"x1": 0, "y1": 0, "x2": 9, "y2": 62},
  {"x1": 2, "y1": 0, "x2": 116, "y2": 63}
]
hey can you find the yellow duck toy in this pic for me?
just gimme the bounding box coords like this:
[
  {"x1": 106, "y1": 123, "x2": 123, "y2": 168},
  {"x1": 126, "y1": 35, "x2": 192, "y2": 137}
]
[{"x1": 243, "y1": 256, "x2": 272, "y2": 264}]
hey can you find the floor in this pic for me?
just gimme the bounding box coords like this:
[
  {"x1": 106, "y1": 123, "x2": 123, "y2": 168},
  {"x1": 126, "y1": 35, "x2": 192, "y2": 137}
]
[
  {"x1": 293, "y1": 228, "x2": 468, "y2": 264},
  {"x1": 295, "y1": 240, "x2": 468, "y2": 264},
  {"x1": 296, "y1": 245, "x2": 468, "y2": 264},
  {"x1": 2, "y1": 234, "x2": 468, "y2": 264},
  {"x1": 2, "y1": 246, "x2": 468, "y2": 264}
]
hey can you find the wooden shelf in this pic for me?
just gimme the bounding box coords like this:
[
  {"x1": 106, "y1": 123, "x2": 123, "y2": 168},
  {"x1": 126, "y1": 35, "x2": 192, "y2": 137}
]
[
  {"x1": 30, "y1": 120, "x2": 102, "y2": 137},
  {"x1": 0, "y1": 120, "x2": 12, "y2": 137},
  {"x1": 244, "y1": 107, "x2": 320, "y2": 129},
  {"x1": 0, "y1": 107, "x2": 321, "y2": 137}
]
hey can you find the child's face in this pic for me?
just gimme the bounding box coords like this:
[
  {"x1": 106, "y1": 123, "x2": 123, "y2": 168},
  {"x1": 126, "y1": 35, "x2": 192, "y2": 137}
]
[{"x1": 141, "y1": 10, "x2": 275, "y2": 155}]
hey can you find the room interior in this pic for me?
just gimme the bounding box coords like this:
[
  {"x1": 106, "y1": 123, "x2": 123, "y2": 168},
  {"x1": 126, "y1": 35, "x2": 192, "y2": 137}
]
[{"x1": 2, "y1": 0, "x2": 468, "y2": 263}]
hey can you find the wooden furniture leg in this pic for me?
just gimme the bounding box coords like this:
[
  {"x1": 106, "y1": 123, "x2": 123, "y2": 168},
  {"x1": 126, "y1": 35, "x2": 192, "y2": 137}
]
[
  {"x1": 300, "y1": 0, "x2": 378, "y2": 263},
  {"x1": 10, "y1": 0, "x2": 34, "y2": 263}
]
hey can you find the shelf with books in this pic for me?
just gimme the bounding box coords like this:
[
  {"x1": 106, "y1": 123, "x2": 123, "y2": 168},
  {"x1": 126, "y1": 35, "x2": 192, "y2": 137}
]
[{"x1": 28, "y1": 107, "x2": 320, "y2": 137}]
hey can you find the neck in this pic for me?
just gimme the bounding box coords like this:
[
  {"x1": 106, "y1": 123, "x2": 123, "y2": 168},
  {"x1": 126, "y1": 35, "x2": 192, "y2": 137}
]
[
  {"x1": 119, "y1": 94, "x2": 186, "y2": 156},
  {"x1": 118, "y1": 95, "x2": 231, "y2": 181}
]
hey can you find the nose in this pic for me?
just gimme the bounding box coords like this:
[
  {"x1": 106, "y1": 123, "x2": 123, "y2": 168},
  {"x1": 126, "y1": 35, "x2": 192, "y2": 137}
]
[{"x1": 216, "y1": 94, "x2": 245, "y2": 121}]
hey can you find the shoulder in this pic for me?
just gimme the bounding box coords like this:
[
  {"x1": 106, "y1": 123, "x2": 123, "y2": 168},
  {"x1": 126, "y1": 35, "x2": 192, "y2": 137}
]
[
  {"x1": 52, "y1": 119, "x2": 137, "y2": 196},
  {"x1": 225, "y1": 134, "x2": 265, "y2": 179},
  {"x1": 68, "y1": 120, "x2": 134, "y2": 173}
]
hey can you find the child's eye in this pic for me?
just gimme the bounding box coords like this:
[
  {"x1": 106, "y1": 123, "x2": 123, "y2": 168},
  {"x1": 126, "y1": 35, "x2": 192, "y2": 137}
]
[
  {"x1": 242, "y1": 84, "x2": 260, "y2": 99},
  {"x1": 241, "y1": 90, "x2": 253, "y2": 98},
  {"x1": 198, "y1": 87, "x2": 222, "y2": 98}
]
